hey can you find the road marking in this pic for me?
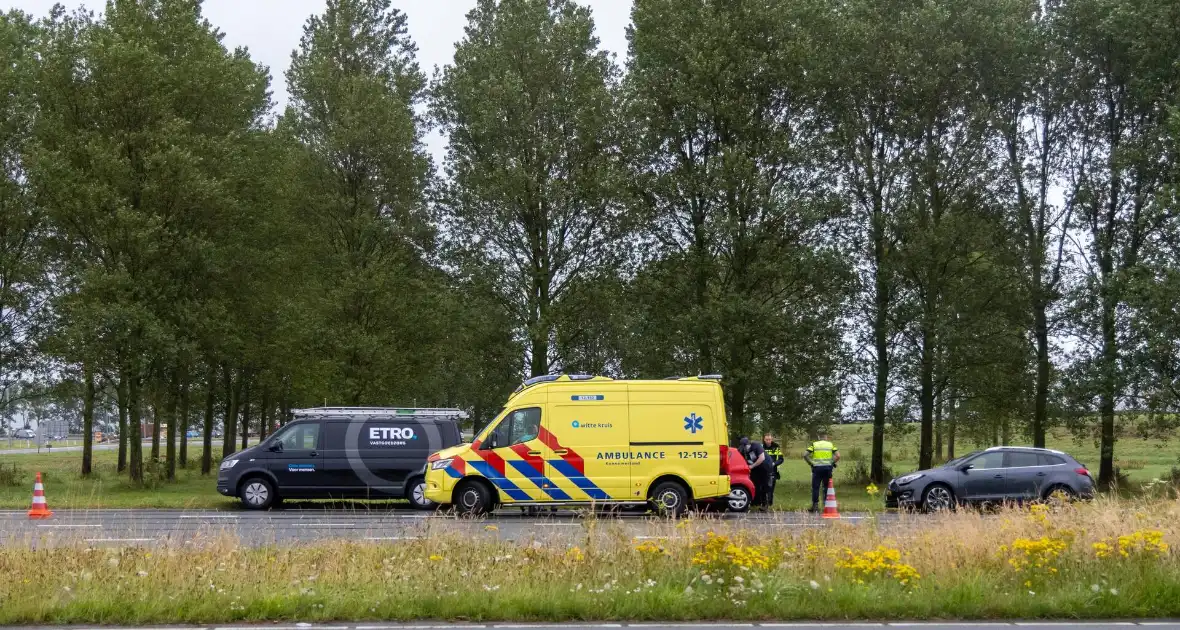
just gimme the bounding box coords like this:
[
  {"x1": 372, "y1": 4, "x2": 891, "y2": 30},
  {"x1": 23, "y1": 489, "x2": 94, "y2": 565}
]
[
  {"x1": 364, "y1": 536, "x2": 420, "y2": 541},
  {"x1": 84, "y1": 538, "x2": 156, "y2": 542},
  {"x1": 765, "y1": 625, "x2": 884, "y2": 627},
  {"x1": 292, "y1": 523, "x2": 357, "y2": 527},
  {"x1": 37, "y1": 523, "x2": 102, "y2": 528},
  {"x1": 180, "y1": 514, "x2": 239, "y2": 519}
]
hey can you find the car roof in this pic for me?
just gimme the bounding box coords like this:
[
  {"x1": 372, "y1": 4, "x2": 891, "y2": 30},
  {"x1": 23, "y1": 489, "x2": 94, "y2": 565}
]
[{"x1": 983, "y1": 446, "x2": 1068, "y2": 455}]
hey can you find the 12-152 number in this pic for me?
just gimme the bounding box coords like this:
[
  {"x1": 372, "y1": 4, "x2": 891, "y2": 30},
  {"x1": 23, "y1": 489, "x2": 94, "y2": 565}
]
[{"x1": 678, "y1": 450, "x2": 709, "y2": 459}]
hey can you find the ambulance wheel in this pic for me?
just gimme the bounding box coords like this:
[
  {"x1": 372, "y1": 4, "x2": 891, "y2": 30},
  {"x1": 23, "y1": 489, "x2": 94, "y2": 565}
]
[
  {"x1": 454, "y1": 480, "x2": 492, "y2": 516},
  {"x1": 649, "y1": 480, "x2": 690, "y2": 517},
  {"x1": 239, "y1": 477, "x2": 276, "y2": 510},
  {"x1": 406, "y1": 476, "x2": 436, "y2": 511}
]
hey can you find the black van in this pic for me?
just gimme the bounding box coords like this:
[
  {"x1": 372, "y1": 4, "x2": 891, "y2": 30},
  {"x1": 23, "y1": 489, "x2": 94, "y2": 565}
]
[{"x1": 216, "y1": 407, "x2": 466, "y2": 510}]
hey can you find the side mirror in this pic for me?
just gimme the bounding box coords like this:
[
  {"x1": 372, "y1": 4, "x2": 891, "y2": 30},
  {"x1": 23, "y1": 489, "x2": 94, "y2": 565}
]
[
  {"x1": 488, "y1": 434, "x2": 499, "y2": 449},
  {"x1": 269, "y1": 442, "x2": 283, "y2": 453},
  {"x1": 959, "y1": 464, "x2": 974, "y2": 472}
]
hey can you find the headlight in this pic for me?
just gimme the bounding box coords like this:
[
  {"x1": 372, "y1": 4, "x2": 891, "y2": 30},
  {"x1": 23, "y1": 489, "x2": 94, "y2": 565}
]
[
  {"x1": 219, "y1": 459, "x2": 239, "y2": 471},
  {"x1": 430, "y1": 458, "x2": 454, "y2": 470},
  {"x1": 896, "y1": 473, "x2": 924, "y2": 485}
]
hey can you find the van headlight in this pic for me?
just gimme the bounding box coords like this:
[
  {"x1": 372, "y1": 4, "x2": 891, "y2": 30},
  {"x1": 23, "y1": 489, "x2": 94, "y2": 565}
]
[
  {"x1": 219, "y1": 459, "x2": 239, "y2": 471},
  {"x1": 430, "y1": 458, "x2": 454, "y2": 470}
]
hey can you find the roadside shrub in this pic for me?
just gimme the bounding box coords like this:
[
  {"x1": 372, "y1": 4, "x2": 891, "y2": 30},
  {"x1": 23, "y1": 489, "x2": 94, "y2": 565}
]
[
  {"x1": 1115, "y1": 459, "x2": 1147, "y2": 471},
  {"x1": 847, "y1": 446, "x2": 865, "y2": 462},
  {"x1": 0, "y1": 462, "x2": 23, "y2": 487},
  {"x1": 836, "y1": 545, "x2": 920, "y2": 586},
  {"x1": 844, "y1": 460, "x2": 892, "y2": 486}
]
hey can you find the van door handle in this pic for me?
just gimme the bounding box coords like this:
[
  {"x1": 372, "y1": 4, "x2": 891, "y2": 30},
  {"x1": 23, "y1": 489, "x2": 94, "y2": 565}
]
[
  {"x1": 554, "y1": 449, "x2": 568, "y2": 455},
  {"x1": 528, "y1": 451, "x2": 542, "y2": 456},
  {"x1": 310, "y1": 451, "x2": 318, "y2": 457},
  {"x1": 1036, "y1": 472, "x2": 1047, "y2": 476},
  {"x1": 993, "y1": 474, "x2": 1003, "y2": 479}
]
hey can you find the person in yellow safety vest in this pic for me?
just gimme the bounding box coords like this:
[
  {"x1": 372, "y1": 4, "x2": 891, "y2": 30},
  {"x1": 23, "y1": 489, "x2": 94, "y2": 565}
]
[{"x1": 804, "y1": 430, "x2": 840, "y2": 513}]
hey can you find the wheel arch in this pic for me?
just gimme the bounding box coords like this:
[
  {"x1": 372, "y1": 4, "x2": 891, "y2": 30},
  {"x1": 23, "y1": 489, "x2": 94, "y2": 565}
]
[
  {"x1": 453, "y1": 475, "x2": 498, "y2": 506},
  {"x1": 235, "y1": 468, "x2": 279, "y2": 495},
  {"x1": 646, "y1": 474, "x2": 694, "y2": 501}
]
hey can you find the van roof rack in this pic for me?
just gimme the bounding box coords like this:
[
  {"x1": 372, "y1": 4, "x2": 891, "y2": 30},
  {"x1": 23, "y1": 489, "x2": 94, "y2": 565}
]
[{"x1": 292, "y1": 407, "x2": 469, "y2": 419}]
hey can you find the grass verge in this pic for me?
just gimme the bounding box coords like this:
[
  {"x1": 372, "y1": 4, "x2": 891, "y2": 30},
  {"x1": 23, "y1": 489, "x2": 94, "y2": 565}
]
[{"x1": 1, "y1": 499, "x2": 1178, "y2": 623}]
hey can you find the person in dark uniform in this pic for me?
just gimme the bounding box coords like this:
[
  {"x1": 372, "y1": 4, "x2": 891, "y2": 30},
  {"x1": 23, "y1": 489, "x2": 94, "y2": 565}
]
[
  {"x1": 762, "y1": 433, "x2": 783, "y2": 506},
  {"x1": 740, "y1": 436, "x2": 772, "y2": 510},
  {"x1": 804, "y1": 430, "x2": 840, "y2": 513}
]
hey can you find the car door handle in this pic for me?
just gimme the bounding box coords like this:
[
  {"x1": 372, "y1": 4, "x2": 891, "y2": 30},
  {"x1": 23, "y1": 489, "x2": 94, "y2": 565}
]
[
  {"x1": 1036, "y1": 472, "x2": 1047, "y2": 476},
  {"x1": 528, "y1": 450, "x2": 542, "y2": 456},
  {"x1": 554, "y1": 449, "x2": 568, "y2": 455},
  {"x1": 993, "y1": 474, "x2": 1004, "y2": 479}
]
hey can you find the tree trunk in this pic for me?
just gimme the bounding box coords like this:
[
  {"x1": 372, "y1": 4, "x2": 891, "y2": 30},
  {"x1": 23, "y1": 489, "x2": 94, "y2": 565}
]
[
  {"x1": 179, "y1": 372, "x2": 190, "y2": 469},
  {"x1": 260, "y1": 388, "x2": 271, "y2": 439},
  {"x1": 150, "y1": 399, "x2": 161, "y2": 461},
  {"x1": 129, "y1": 375, "x2": 143, "y2": 483},
  {"x1": 1032, "y1": 298, "x2": 1050, "y2": 448},
  {"x1": 934, "y1": 389, "x2": 943, "y2": 463},
  {"x1": 1001, "y1": 415, "x2": 1011, "y2": 446},
  {"x1": 166, "y1": 371, "x2": 179, "y2": 481},
  {"x1": 918, "y1": 328, "x2": 935, "y2": 471},
  {"x1": 222, "y1": 366, "x2": 238, "y2": 458},
  {"x1": 1098, "y1": 292, "x2": 1118, "y2": 489},
  {"x1": 870, "y1": 205, "x2": 890, "y2": 484},
  {"x1": 240, "y1": 377, "x2": 251, "y2": 450},
  {"x1": 202, "y1": 366, "x2": 215, "y2": 475},
  {"x1": 81, "y1": 364, "x2": 95, "y2": 477},
  {"x1": 117, "y1": 373, "x2": 129, "y2": 473},
  {"x1": 947, "y1": 389, "x2": 956, "y2": 460}
]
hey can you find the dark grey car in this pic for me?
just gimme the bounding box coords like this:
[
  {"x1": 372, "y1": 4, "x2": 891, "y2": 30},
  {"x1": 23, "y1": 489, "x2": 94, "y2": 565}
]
[{"x1": 885, "y1": 446, "x2": 1095, "y2": 511}]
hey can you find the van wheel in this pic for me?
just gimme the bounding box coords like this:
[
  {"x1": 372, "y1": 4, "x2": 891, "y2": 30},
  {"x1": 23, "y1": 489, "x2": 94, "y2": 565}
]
[
  {"x1": 406, "y1": 476, "x2": 436, "y2": 511},
  {"x1": 454, "y1": 480, "x2": 492, "y2": 516},
  {"x1": 649, "y1": 481, "x2": 690, "y2": 517},
  {"x1": 239, "y1": 477, "x2": 276, "y2": 510}
]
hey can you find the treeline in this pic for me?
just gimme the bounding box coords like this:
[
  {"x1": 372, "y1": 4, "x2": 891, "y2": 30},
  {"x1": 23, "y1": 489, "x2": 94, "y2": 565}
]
[{"x1": 0, "y1": 0, "x2": 1177, "y2": 489}]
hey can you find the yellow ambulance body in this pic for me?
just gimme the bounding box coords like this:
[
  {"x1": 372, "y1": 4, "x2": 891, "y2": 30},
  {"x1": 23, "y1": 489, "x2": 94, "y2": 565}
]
[{"x1": 424, "y1": 375, "x2": 732, "y2": 514}]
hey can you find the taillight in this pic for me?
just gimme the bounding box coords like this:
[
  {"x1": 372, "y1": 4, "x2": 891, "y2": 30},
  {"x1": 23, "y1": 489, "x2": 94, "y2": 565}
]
[
  {"x1": 1075, "y1": 468, "x2": 1090, "y2": 477},
  {"x1": 719, "y1": 445, "x2": 730, "y2": 475}
]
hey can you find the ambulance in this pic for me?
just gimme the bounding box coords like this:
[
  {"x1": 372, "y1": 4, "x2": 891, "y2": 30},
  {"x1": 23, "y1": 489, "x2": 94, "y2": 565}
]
[{"x1": 423, "y1": 374, "x2": 733, "y2": 515}]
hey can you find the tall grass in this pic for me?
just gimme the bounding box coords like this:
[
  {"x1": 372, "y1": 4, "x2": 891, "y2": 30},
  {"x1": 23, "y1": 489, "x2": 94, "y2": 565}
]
[{"x1": 0, "y1": 498, "x2": 1177, "y2": 623}]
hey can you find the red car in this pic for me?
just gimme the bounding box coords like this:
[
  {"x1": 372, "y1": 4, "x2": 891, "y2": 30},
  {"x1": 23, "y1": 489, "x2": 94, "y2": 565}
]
[{"x1": 700, "y1": 446, "x2": 754, "y2": 512}]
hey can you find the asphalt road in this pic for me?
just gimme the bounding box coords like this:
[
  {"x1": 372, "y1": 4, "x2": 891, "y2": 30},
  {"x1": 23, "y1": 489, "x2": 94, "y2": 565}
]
[
  {"x1": 0, "y1": 506, "x2": 894, "y2": 546},
  {"x1": 2, "y1": 622, "x2": 1177, "y2": 630}
]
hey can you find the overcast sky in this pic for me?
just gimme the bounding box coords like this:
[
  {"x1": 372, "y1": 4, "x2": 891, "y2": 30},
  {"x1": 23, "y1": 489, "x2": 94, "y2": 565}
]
[{"x1": 7, "y1": 0, "x2": 634, "y2": 156}]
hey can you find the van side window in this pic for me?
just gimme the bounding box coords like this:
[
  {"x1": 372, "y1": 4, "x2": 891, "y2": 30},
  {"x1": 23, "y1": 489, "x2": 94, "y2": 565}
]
[
  {"x1": 484, "y1": 408, "x2": 541, "y2": 448},
  {"x1": 277, "y1": 423, "x2": 319, "y2": 450}
]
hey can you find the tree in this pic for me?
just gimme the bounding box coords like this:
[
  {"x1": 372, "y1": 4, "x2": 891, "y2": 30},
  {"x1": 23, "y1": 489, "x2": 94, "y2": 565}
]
[
  {"x1": 31, "y1": 0, "x2": 270, "y2": 481},
  {"x1": 622, "y1": 0, "x2": 851, "y2": 439},
  {"x1": 0, "y1": 12, "x2": 49, "y2": 448},
  {"x1": 282, "y1": 0, "x2": 438, "y2": 404},
  {"x1": 433, "y1": 0, "x2": 624, "y2": 379},
  {"x1": 1055, "y1": 0, "x2": 1180, "y2": 488},
  {"x1": 992, "y1": 2, "x2": 1074, "y2": 448}
]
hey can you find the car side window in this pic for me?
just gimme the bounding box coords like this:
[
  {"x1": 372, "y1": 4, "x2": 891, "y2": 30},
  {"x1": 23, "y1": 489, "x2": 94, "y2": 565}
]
[
  {"x1": 1005, "y1": 451, "x2": 1040, "y2": 468},
  {"x1": 1038, "y1": 453, "x2": 1065, "y2": 466},
  {"x1": 969, "y1": 452, "x2": 1004, "y2": 469}
]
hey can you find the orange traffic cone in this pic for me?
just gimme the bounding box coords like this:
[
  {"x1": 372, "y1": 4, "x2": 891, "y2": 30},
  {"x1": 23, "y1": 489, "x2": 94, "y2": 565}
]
[
  {"x1": 821, "y1": 478, "x2": 840, "y2": 519},
  {"x1": 27, "y1": 472, "x2": 52, "y2": 519}
]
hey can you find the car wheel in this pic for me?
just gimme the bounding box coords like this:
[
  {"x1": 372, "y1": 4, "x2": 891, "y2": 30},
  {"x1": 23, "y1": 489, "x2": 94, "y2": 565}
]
[
  {"x1": 239, "y1": 477, "x2": 276, "y2": 510},
  {"x1": 649, "y1": 480, "x2": 690, "y2": 517},
  {"x1": 454, "y1": 480, "x2": 492, "y2": 516},
  {"x1": 921, "y1": 483, "x2": 955, "y2": 513},
  {"x1": 726, "y1": 485, "x2": 751, "y2": 513},
  {"x1": 1043, "y1": 485, "x2": 1076, "y2": 504},
  {"x1": 406, "y1": 476, "x2": 436, "y2": 511}
]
